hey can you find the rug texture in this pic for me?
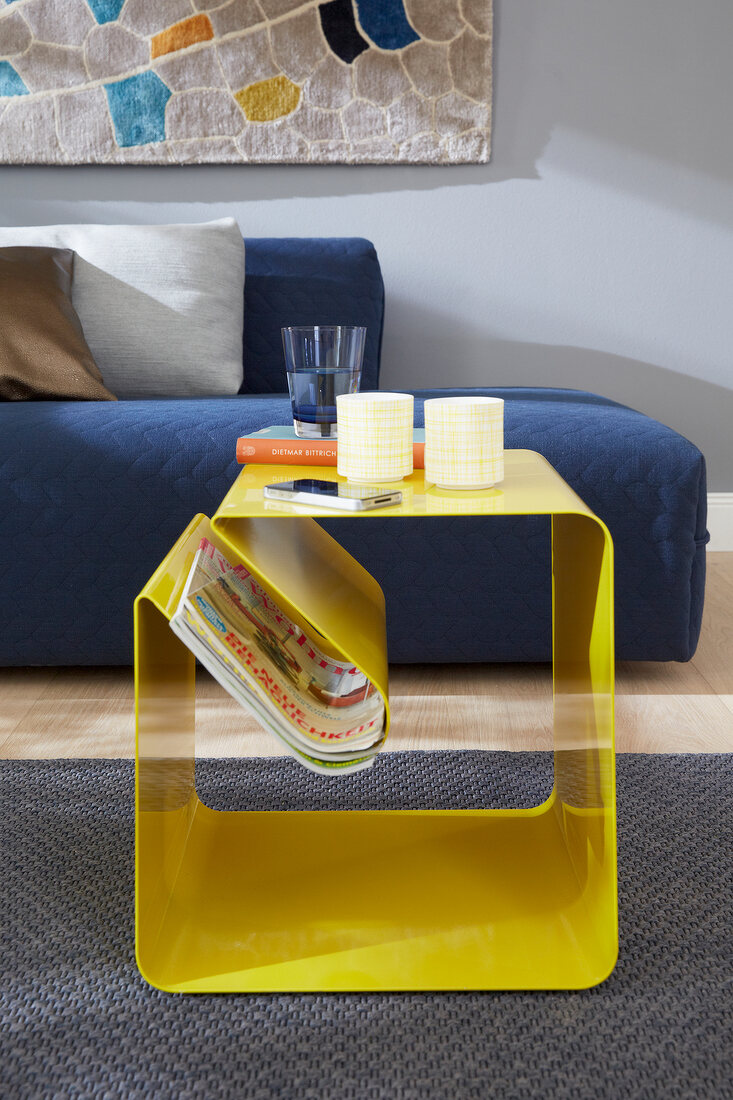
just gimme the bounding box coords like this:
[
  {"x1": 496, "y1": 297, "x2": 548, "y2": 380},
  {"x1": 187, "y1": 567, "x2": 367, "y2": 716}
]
[
  {"x1": 0, "y1": 1, "x2": 492, "y2": 164},
  {"x1": 2, "y1": 751, "x2": 731, "y2": 1099}
]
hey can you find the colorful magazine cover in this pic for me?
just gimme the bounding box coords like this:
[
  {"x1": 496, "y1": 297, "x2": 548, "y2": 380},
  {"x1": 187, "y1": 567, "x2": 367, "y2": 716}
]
[{"x1": 169, "y1": 539, "x2": 386, "y2": 775}]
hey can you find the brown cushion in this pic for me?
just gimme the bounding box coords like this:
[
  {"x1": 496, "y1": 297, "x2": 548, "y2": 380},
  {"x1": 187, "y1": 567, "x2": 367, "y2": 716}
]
[{"x1": 0, "y1": 246, "x2": 116, "y2": 401}]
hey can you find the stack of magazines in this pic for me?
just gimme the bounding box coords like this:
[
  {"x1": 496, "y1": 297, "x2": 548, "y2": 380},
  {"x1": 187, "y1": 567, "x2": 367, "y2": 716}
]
[{"x1": 170, "y1": 538, "x2": 386, "y2": 775}]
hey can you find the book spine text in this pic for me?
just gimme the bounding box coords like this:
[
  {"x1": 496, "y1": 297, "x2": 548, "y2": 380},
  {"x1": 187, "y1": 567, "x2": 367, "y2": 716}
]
[{"x1": 237, "y1": 438, "x2": 425, "y2": 467}]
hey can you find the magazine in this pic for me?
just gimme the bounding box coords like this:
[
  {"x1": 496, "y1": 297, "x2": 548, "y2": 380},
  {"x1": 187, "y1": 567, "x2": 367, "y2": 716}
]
[{"x1": 169, "y1": 538, "x2": 386, "y2": 775}]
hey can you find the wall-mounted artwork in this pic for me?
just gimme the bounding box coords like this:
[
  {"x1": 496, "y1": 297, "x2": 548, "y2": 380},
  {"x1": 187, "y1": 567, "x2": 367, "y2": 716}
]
[{"x1": 0, "y1": 0, "x2": 492, "y2": 164}]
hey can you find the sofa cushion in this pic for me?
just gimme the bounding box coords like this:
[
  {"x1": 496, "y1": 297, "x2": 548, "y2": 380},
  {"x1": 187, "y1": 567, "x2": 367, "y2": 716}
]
[
  {"x1": 0, "y1": 246, "x2": 116, "y2": 402},
  {"x1": 0, "y1": 219, "x2": 244, "y2": 398},
  {"x1": 0, "y1": 389, "x2": 707, "y2": 666},
  {"x1": 241, "y1": 238, "x2": 384, "y2": 394},
  {"x1": 327, "y1": 389, "x2": 708, "y2": 664}
]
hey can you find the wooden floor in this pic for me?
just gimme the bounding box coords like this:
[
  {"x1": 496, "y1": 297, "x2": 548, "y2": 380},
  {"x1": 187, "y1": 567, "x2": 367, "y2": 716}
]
[{"x1": 1, "y1": 553, "x2": 731, "y2": 759}]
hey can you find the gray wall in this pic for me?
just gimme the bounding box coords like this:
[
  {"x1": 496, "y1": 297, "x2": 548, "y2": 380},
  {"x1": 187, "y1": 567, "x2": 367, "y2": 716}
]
[{"x1": 2, "y1": 0, "x2": 732, "y2": 488}]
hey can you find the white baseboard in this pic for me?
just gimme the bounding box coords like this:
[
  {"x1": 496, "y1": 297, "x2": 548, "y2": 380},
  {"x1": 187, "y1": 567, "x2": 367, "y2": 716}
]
[{"x1": 708, "y1": 493, "x2": 733, "y2": 551}]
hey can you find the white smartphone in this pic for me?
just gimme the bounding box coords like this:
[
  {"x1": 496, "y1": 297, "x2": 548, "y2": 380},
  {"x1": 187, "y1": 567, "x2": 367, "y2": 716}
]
[{"x1": 263, "y1": 479, "x2": 402, "y2": 511}]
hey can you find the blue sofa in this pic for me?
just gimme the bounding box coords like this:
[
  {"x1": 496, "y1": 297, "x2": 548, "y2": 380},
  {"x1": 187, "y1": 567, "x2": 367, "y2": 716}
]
[{"x1": 0, "y1": 238, "x2": 707, "y2": 666}]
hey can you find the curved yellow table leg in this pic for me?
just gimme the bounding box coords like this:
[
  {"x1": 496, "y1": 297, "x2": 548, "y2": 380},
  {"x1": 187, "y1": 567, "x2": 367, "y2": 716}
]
[
  {"x1": 134, "y1": 518, "x2": 201, "y2": 988},
  {"x1": 551, "y1": 512, "x2": 617, "y2": 987}
]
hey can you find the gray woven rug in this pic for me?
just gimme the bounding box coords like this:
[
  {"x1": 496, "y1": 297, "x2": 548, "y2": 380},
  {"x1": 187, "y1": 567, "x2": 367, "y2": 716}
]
[{"x1": 2, "y1": 752, "x2": 731, "y2": 1100}]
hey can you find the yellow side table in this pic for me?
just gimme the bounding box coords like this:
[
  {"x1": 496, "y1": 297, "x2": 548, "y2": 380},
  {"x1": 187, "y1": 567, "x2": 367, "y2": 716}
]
[{"x1": 135, "y1": 450, "x2": 616, "y2": 992}]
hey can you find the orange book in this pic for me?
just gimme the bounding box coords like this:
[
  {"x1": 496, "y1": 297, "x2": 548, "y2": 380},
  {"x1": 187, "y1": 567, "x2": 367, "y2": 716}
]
[{"x1": 236, "y1": 426, "x2": 425, "y2": 468}]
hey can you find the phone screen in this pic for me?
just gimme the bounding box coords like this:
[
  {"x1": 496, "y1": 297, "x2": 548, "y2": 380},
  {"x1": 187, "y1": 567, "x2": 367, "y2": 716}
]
[{"x1": 273, "y1": 480, "x2": 387, "y2": 500}]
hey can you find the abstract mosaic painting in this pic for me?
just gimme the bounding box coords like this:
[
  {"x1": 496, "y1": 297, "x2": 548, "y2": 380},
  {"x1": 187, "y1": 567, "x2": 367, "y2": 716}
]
[{"x1": 0, "y1": 0, "x2": 492, "y2": 164}]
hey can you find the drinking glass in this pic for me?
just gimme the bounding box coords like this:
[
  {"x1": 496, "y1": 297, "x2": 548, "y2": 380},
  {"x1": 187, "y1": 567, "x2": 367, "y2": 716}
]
[{"x1": 282, "y1": 325, "x2": 365, "y2": 439}]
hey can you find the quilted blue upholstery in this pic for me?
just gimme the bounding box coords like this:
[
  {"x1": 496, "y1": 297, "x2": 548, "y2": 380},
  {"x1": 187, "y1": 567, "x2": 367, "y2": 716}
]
[
  {"x1": 325, "y1": 389, "x2": 708, "y2": 663},
  {"x1": 0, "y1": 235, "x2": 707, "y2": 665},
  {"x1": 241, "y1": 238, "x2": 384, "y2": 394},
  {"x1": 0, "y1": 388, "x2": 707, "y2": 666}
]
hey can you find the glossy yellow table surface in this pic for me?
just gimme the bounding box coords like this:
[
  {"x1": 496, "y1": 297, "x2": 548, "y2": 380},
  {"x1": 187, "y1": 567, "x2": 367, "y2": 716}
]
[
  {"x1": 215, "y1": 449, "x2": 599, "y2": 520},
  {"x1": 135, "y1": 450, "x2": 616, "y2": 993}
]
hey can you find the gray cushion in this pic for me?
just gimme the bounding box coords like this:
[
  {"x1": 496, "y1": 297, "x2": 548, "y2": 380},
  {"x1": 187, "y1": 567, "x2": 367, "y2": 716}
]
[{"x1": 0, "y1": 219, "x2": 245, "y2": 398}]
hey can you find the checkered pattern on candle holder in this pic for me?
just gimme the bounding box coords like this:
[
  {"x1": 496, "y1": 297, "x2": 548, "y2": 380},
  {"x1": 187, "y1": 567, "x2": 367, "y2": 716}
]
[
  {"x1": 424, "y1": 397, "x2": 504, "y2": 488},
  {"x1": 337, "y1": 393, "x2": 414, "y2": 482}
]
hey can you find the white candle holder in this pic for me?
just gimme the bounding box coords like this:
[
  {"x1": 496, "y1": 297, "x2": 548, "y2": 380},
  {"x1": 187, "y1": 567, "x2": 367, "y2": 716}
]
[
  {"x1": 337, "y1": 392, "x2": 414, "y2": 483},
  {"x1": 424, "y1": 396, "x2": 504, "y2": 490}
]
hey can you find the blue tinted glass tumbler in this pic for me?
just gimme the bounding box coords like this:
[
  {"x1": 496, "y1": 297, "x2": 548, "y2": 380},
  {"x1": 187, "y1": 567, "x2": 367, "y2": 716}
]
[{"x1": 283, "y1": 325, "x2": 365, "y2": 439}]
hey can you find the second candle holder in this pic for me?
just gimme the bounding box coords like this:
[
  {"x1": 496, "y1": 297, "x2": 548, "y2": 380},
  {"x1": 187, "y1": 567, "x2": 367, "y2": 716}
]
[{"x1": 424, "y1": 396, "x2": 504, "y2": 490}]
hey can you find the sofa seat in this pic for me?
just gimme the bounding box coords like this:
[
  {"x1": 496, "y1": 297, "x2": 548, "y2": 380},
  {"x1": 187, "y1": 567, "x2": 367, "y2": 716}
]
[{"x1": 0, "y1": 387, "x2": 706, "y2": 665}]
